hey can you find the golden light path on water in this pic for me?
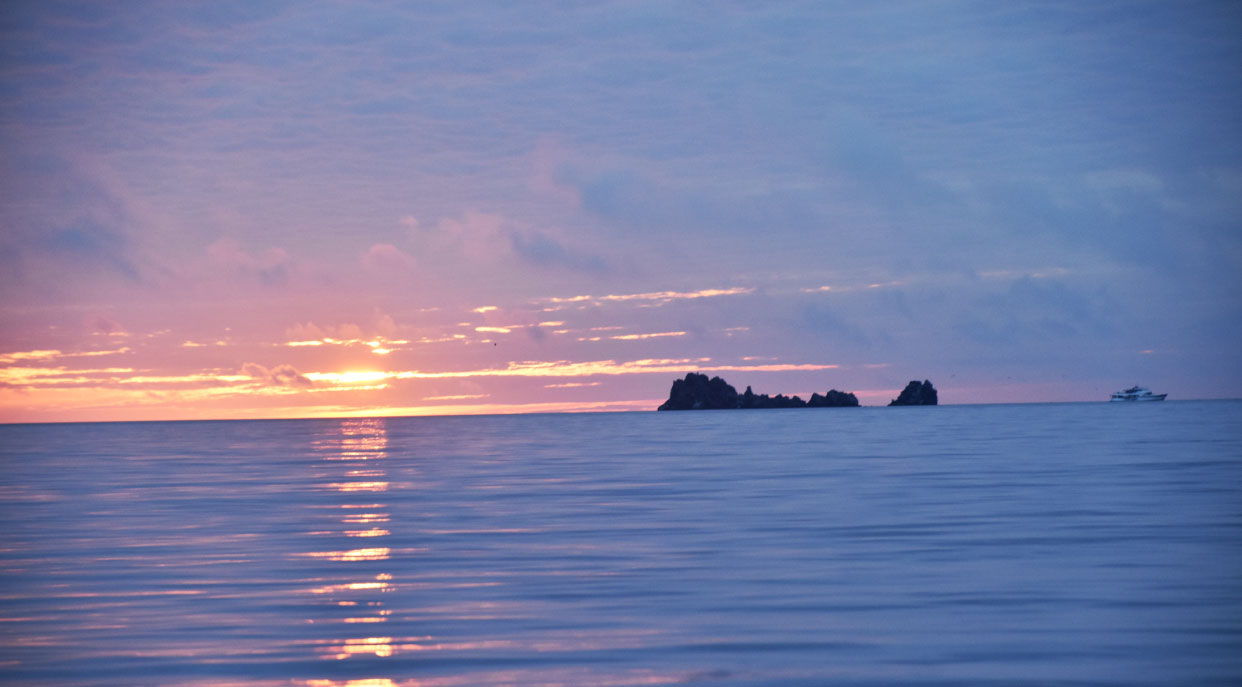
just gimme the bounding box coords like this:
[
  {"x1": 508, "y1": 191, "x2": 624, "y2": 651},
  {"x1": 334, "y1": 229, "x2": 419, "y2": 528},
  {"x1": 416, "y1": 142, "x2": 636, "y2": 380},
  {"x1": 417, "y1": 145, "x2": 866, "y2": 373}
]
[
  {"x1": 297, "y1": 417, "x2": 688, "y2": 687},
  {"x1": 308, "y1": 419, "x2": 397, "y2": 661}
]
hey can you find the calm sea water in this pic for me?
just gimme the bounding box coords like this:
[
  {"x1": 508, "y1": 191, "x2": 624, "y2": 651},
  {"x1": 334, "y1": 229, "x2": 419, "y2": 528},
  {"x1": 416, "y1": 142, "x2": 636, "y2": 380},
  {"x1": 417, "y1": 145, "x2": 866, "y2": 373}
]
[{"x1": 1, "y1": 401, "x2": 1240, "y2": 686}]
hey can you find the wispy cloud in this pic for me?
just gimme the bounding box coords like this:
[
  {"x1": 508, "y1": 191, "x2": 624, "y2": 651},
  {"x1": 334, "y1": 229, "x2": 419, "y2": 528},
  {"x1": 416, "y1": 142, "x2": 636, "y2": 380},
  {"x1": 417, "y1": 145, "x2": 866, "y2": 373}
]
[
  {"x1": 0, "y1": 350, "x2": 65, "y2": 364},
  {"x1": 0, "y1": 347, "x2": 131, "y2": 365},
  {"x1": 241, "y1": 363, "x2": 313, "y2": 388},
  {"x1": 607, "y1": 331, "x2": 686, "y2": 341},
  {"x1": 539, "y1": 286, "x2": 754, "y2": 310},
  {"x1": 423, "y1": 394, "x2": 489, "y2": 401},
  {"x1": 0, "y1": 366, "x2": 139, "y2": 387},
  {"x1": 304, "y1": 358, "x2": 837, "y2": 386},
  {"x1": 282, "y1": 335, "x2": 408, "y2": 355}
]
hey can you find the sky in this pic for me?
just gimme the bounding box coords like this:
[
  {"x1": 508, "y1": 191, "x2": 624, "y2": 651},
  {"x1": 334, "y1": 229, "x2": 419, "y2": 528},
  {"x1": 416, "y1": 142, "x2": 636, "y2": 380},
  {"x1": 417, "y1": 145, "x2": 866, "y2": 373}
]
[{"x1": 1, "y1": 1, "x2": 1240, "y2": 422}]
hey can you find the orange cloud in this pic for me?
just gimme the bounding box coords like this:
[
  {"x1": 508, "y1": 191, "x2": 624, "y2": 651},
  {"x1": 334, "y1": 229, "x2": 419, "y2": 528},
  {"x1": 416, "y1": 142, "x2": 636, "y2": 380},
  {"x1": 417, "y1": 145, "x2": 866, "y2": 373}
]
[
  {"x1": 0, "y1": 347, "x2": 132, "y2": 365},
  {"x1": 0, "y1": 350, "x2": 64, "y2": 364},
  {"x1": 0, "y1": 366, "x2": 137, "y2": 386}
]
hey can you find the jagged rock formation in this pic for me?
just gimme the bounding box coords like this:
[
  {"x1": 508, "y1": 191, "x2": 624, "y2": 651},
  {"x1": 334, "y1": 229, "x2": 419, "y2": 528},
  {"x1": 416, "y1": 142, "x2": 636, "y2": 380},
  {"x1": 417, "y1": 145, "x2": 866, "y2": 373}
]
[
  {"x1": 657, "y1": 373, "x2": 859, "y2": 411},
  {"x1": 658, "y1": 373, "x2": 739, "y2": 410},
  {"x1": 809, "y1": 390, "x2": 861, "y2": 407},
  {"x1": 888, "y1": 380, "x2": 938, "y2": 406}
]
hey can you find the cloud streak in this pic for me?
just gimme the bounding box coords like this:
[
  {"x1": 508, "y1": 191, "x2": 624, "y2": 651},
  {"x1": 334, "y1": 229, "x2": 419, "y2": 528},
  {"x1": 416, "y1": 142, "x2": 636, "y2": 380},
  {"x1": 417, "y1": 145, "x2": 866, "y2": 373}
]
[{"x1": 305, "y1": 358, "x2": 838, "y2": 385}]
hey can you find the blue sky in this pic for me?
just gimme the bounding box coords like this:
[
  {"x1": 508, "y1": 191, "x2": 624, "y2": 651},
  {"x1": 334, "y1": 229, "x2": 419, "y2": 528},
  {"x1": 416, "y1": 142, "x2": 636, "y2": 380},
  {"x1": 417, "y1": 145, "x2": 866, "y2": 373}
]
[{"x1": 2, "y1": 1, "x2": 1240, "y2": 420}]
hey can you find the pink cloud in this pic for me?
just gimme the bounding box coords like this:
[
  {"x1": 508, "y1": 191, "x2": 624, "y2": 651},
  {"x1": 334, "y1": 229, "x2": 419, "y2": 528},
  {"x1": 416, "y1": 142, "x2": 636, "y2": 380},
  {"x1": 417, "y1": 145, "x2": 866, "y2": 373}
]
[
  {"x1": 207, "y1": 238, "x2": 292, "y2": 286},
  {"x1": 241, "y1": 362, "x2": 312, "y2": 388},
  {"x1": 361, "y1": 243, "x2": 416, "y2": 272},
  {"x1": 529, "y1": 136, "x2": 581, "y2": 207},
  {"x1": 404, "y1": 210, "x2": 507, "y2": 264},
  {"x1": 285, "y1": 322, "x2": 328, "y2": 341},
  {"x1": 375, "y1": 313, "x2": 398, "y2": 337},
  {"x1": 86, "y1": 316, "x2": 127, "y2": 336}
]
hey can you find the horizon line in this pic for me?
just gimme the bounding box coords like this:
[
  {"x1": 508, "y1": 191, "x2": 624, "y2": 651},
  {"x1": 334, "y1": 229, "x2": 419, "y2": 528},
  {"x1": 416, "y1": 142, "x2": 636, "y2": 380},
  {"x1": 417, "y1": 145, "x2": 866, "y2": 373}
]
[{"x1": 2, "y1": 396, "x2": 1233, "y2": 427}]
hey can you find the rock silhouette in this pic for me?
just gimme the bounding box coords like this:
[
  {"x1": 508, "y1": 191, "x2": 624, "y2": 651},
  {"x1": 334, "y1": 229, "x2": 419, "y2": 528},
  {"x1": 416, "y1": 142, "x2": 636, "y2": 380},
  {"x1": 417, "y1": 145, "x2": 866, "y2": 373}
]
[
  {"x1": 658, "y1": 373, "x2": 739, "y2": 410},
  {"x1": 657, "y1": 373, "x2": 859, "y2": 410},
  {"x1": 888, "y1": 380, "x2": 938, "y2": 406}
]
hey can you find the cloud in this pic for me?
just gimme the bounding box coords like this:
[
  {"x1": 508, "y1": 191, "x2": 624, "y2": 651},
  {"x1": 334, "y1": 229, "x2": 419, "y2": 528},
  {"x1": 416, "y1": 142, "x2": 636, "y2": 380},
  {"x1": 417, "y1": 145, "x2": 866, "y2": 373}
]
[
  {"x1": 41, "y1": 220, "x2": 140, "y2": 281},
  {"x1": 423, "y1": 210, "x2": 505, "y2": 251},
  {"x1": 242, "y1": 362, "x2": 313, "y2": 388},
  {"x1": 285, "y1": 322, "x2": 327, "y2": 341},
  {"x1": 360, "y1": 243, "x2": 416, "y2": 272},
  {"x1": 422, "y1": 393, "x2": 488, "y2": 401},
  {"x1": 304, "y1": 358, "x2": 837, "y2": 386},
  {"x1": 507, "y1": 229, "x2": 609, "y2": 274},
  {"x1": 953, "y1": 277, "x2": 1116, "y2": 348},
  {"x1": 563, "y1": 164, "x2": 826, "y2": 240},
  {"x1": 86, "y1": 316, "x2": 127, "y2": 336},
  {"x1": 284, "y1": 317, "x2": 409, "y2": 348},
  {"x1": 0, "y1": 152, "x2": 157, "y2": 297},
  {"x1": 0, "y1": 347, "x2": 133, "y2": 366},
  {"x1": 796, "y1": 302, "x2": 880, "y2": 348},
  {"x1": 539, "y1": 286, "x2": 754, "y2": 309},
  {"x1": 404, "y1": 208, "x2": 610, "y2": 276},
  {"x1": 608, "y1": 331, "x2": 686, "y2": 341},
  {"x1": 0, "y1": 350, "x2": 64, "y2": 365},
  {"x1": 207, "y1": 238, "x2": 293, "y2": 286}
]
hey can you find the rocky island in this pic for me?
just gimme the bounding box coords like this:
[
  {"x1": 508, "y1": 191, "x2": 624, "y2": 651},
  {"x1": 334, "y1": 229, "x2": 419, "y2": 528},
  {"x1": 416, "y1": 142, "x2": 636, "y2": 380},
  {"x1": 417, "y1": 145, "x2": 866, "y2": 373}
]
[
  {"x1": 657, "y1": 373, "x2": 859, "y2": 411},
  {"x1": 888, "y1": 380, "x2": 938, "y2": 406}
]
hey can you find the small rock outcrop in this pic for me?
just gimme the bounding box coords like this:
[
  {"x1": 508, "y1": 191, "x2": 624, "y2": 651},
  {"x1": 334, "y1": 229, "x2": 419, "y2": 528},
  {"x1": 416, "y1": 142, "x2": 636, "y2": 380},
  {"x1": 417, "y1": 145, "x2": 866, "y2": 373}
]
[
  {"x1": 657, "y1": 373, "x2": 859, "y2": 410},
  {"x1": 888, "y1": 380, "x2": 938, "y2": 406}
]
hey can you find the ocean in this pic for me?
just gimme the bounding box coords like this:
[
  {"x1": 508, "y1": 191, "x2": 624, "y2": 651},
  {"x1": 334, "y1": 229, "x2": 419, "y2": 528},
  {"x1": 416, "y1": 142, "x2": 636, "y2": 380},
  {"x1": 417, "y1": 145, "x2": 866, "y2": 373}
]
[{"x1": 1, "y1": 401, "x2": 1240, "y2": 686}]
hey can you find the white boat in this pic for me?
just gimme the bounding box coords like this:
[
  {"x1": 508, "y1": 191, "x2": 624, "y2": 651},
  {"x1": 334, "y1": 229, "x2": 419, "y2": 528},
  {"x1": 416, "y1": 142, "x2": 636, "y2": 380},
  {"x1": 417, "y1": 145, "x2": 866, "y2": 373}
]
[{"x1": 1110, "y1": 386, "x2": 1167, "y2": 402}]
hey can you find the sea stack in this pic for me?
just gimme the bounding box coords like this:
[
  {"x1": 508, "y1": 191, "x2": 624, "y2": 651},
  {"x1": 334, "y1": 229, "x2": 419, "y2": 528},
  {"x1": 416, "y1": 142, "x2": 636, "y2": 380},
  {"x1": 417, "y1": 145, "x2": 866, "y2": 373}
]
[
  {"x1": 889, "y1": 380, "x2": 938, "y2": 406},
  {"x1": 657, "y1": 373, "x2": 859, "y2": 410},
  {"x1": 657, "y1": 373, "x2": 739, "y2": 410}
]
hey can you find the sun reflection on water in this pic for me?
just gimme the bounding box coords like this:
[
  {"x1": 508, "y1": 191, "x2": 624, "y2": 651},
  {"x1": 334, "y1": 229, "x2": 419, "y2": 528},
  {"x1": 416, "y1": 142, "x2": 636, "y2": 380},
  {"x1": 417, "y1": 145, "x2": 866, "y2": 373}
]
[
  {"x1": 328, "y1": 481, "x2": 390, "y2": 492},
  {"x1": 305, "y1": 418, "x2": 400, "y2": 675},
  {"x1": 299, "y1": 418, "x2": 682, "y2": 686},
  {"x1": 345, "y1": 528, "x2": 391, "y2": 538},
  {"x1": 301, "y1": 547, "x2": 391, "y2": 562}
]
